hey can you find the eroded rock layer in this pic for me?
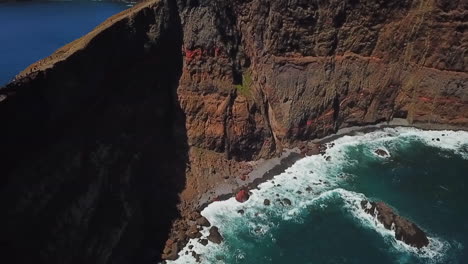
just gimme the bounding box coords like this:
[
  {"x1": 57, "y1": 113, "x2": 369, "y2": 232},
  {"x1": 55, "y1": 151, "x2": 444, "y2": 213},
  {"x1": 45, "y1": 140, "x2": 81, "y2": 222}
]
[{"x1": 0, "y1": 0, "x2": 467, "y2": 262}]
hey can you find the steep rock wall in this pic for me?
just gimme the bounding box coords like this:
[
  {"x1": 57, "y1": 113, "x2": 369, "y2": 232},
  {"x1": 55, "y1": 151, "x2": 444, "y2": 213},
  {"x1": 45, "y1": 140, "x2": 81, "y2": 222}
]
[
  {"x1": 0, "y1": 0, "x2": 467, "y2": 262},
  {"x1": 0, "y1": 1, "x2": 186, "y2": 263},
  {"x1": 175, "y1": 0, "x2": 468, "y2": 204}
]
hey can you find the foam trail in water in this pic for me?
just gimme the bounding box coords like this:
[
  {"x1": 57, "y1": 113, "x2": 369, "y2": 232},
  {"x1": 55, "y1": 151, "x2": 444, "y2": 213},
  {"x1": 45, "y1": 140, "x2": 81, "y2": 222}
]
[
  {"x1": 167, "y1": 127, "x2": 468, "y2": 263},
  {"x1": 335, "y1": 188, "x2": 449, "y2": 263}
]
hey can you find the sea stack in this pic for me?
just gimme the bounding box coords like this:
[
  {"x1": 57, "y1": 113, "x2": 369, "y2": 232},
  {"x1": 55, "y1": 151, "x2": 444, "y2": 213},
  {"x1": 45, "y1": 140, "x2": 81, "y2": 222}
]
[{"x1": 361, "y1": 201, "x2": 429, "y2": 249}]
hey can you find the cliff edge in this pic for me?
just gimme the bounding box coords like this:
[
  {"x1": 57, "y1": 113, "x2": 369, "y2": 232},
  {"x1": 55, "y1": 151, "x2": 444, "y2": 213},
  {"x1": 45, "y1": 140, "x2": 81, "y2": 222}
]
[{"x1": 0, "y1": 0, "x2": 467, "y2": 263}]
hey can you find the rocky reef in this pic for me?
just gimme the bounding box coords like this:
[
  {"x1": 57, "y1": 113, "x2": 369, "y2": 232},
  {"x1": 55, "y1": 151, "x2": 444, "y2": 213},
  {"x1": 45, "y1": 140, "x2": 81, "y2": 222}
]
[
  {"x1": 0, "y1": 0, "x2": 467, "y2": 263},
  {"x1": 361, "y1": 201, "x2": 429, "y2": 248}
]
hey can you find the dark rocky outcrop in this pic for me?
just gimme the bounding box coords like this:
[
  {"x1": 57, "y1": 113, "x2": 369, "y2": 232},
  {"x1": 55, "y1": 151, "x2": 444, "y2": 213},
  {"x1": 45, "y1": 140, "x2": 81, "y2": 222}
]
[
  {"x1": 0, "y1": 1, "x2": 187, "y2": 264},
  {"x1": 207, "y1": 226, "x2": 223, "y2": 244},
  {"x1": 186, "y1": 225, "x2": 202, "y2": 239},
  {"x1": 375, "y1": 149, "x2": 390, "y2": 157},
  {"x1": 361, "y1": 201, "x2": 429, "y2": 248},
  {"x1": 196, "y1": 216, "x2": 211, "y2": 227},
  {"x1": 0, "y1": 0, "x2": 467, "y2": 262}
]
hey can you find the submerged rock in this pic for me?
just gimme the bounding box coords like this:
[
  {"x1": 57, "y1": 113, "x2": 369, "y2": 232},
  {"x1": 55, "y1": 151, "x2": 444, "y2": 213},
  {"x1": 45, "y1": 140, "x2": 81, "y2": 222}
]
[
  {"x1": 264, "y1": 199, "x2": 271, "y2": 206},
  {"x1": 283, "y1": 198, "x2": 292, "y2": 206},
  {"x1": 191, "y1": 251, "x2": 201, "y2": 263},
  {"x1": 361, "y1": 201, "x2": 429, "y2": 248},
  {"x1": 235, "y1": 189, "x2": 250, "y2": 203},
  {"x1": 375, "y1": 149, "x2": 389, "y2": 157},
  {"x1": 207, "y1": 226, "x2": 223, "y2": 244}
]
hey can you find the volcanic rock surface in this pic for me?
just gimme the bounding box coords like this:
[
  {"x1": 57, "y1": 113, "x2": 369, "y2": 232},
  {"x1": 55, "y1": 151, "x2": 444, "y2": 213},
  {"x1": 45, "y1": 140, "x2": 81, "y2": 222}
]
[
  {"x1": 361, "y1": 200, "x2": 430, "y2": 248},
  {"x1": 0, "y1": 0, "x2": 467, "y2": 263}
]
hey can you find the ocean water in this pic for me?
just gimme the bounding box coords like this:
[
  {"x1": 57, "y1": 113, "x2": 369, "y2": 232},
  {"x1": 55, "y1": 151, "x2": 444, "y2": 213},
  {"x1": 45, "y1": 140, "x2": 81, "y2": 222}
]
[
  {"x1": 170, "y1": 127, "x2": 468, "y2": 264},
  {"x1": 0, "y1": 1, "x2": 128, "y2": 86}
]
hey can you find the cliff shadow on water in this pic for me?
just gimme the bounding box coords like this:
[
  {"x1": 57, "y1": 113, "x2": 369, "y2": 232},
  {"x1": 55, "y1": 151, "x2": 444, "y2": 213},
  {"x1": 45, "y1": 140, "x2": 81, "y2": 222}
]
[{"x1": 0, "y1": 1, "x2": 187, "y2": 263}]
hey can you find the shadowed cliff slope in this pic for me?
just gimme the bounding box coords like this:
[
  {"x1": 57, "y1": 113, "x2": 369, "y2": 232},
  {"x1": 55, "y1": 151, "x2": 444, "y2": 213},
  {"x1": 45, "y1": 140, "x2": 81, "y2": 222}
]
[
  {"x1": 0, "y1": 1, "x2": 186, "y2": 263},
  {"x1": 0, "y1": 0, "x2": 467, "y2": 263}
]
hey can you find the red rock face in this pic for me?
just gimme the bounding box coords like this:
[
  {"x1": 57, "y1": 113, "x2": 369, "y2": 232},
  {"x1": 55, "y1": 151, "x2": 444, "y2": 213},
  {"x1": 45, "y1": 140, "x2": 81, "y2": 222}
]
[
  {"x1": 176, "y1": 0, "x2": 468, "y2": 204},
  {"x1": 0, "y1": 0, "x2": 467, "y2": 263},
  {"x1": 176, "y1": 0, "x2": 468, "y2": 165},
  {"x1": 235, "y1": 190, "x2": 250, "y2": 203}
]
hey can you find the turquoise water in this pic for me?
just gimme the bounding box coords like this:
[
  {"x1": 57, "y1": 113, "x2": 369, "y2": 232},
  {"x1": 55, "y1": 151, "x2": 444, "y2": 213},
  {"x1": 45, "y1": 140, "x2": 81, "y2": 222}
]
[
  {"x1": 0, "y1": 1, "x2": 128, "y2": 85},
  {"x1": 171, "y1": 128, "x2": 468, "y2": 264}
]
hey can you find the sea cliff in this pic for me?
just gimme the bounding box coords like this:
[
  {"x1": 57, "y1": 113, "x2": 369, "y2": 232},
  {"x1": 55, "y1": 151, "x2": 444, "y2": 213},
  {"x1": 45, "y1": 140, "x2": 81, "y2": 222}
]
[{"x1": 0, "y1": 0, "x2": 467, "y2": 262}]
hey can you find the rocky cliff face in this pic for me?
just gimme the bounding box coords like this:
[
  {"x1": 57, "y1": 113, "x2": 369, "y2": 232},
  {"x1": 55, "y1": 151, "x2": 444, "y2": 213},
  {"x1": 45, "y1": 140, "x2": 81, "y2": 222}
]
[
  {"x1": 0, "y1": 0, "x2": 467, "y2": 263},
  {"x1": 0, "y1": 1, "x2": 186, "y2": 263},
  {"x1": 176, "y1": 0, "x2": 468, "y2": 207}
]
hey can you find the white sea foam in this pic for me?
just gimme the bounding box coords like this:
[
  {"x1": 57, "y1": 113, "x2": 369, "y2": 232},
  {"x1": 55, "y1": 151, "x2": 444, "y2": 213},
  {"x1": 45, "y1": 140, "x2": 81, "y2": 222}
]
[
  {"x1": 335, "y1": 188, "x2": 449, "y2": 262},
  {"x1": 167, "y1": 127, "x2": 468, "y2": 263}
]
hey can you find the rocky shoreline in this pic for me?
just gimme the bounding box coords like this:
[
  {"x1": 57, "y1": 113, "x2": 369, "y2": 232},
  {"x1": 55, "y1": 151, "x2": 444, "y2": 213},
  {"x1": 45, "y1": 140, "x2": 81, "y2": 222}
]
[
  {"x1": 1, "y1": 0, "x2": 467, "y2": 263},
  {"x1": 162, "y1": 120, "x2": 466, "y2": 261}
]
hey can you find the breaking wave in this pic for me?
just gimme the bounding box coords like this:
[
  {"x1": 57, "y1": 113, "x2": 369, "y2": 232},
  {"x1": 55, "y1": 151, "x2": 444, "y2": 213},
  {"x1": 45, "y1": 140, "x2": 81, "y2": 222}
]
[{"x1": 168, "y1": 127, "x2": 468, "y2": 263}]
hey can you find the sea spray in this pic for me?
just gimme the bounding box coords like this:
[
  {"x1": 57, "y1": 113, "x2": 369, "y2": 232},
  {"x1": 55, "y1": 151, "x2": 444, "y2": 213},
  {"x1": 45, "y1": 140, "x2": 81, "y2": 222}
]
[{"x1": 168, "y1": 127, "x2": 468, "y2": 263}]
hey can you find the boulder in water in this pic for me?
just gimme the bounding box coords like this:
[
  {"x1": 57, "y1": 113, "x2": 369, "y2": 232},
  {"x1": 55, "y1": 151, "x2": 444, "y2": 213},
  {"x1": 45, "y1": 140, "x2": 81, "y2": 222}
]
[
  {"x1": 375, "y1": 149, "x2": 389, "y2": 157},
  {"x1": 361, "y1": 201, "x2": 429, "y2": 248},
  {"x1": 199, "y1": 238, "x2": 208, "y2": 246},
  {"x1": 207, "y1": 226, "x2": 223, "y2": 244}
]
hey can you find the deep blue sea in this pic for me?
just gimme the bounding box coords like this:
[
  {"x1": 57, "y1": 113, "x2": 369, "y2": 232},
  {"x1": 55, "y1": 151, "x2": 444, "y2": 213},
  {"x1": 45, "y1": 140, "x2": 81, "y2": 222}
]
[
  {"x1": 170, "y1": 127, "x2": 468, "y2": 264},
  {"x1": 0, "y1": 1, "x2": 128, "y2": 86}
]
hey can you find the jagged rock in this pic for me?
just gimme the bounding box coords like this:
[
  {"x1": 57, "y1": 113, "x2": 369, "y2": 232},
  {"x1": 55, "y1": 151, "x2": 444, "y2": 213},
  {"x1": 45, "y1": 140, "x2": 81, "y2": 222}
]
[
  {"x1": 162, "y1": 242, "x2": 179, "y2": 261},
  {"x1": 375, "y1": 149, "x2": 389, "y2": 157},
  {"x1": 176, "y1": 232, "x2": 187, "y2": 243},
  {"x1": 196, "y1": 216, "x2": 211, "y2": 227},
  {"x1": 207, "y1": 226, "x2": 223, "y2": 244},
  {"x1": 188, "y1": 211, "x2": 202, "y2": 221},
  {"x1": 186, "y1": 225, "x2": 202, "y2": 239},
  {"x1": 361, "y1": 201, "x2": 429, "y2": 248},
  {"x1": 235, "y1": 190, "x2": 250, "y2": 203}
]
